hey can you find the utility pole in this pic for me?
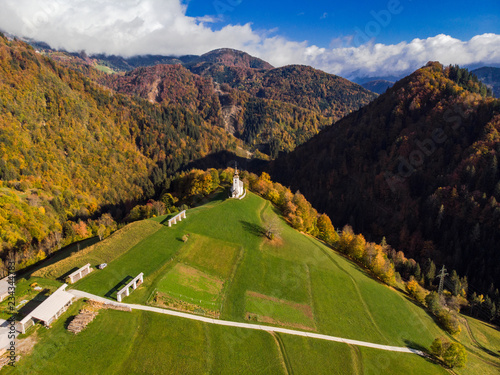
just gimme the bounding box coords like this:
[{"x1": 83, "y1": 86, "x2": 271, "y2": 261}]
[{"x1": 436, "y1": 265, "x2": 448, "y2": 295}]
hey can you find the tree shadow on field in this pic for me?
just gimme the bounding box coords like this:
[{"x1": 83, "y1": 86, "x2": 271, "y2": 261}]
[
  {"x1": 239, "y1": 220, "x2": 266, "y2": 237},
  {"x1": 403, "y1": 340, "x2": 438, "y2": 365},
  {"x1": 105, "y1": 276, "x2": 133, "y2": 300},
  {"x1": 404, "y1": 340, "x2": 428, "y2": 353}
]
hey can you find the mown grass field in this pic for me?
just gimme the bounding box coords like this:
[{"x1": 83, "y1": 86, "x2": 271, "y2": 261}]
[
  {"x1": 11, "y1": 192, "x2": 500, "y2": 374},
  {"x1": 32, "y1": 220, "x2": 162, "y2": 280},
  {"x1": 3, "y1": 303, "x2": 447, "y2": 375}
]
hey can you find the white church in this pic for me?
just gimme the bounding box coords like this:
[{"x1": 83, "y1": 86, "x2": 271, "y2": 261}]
[{"x1": 230, "y1": 167, "x2": 246, "y2": 199}]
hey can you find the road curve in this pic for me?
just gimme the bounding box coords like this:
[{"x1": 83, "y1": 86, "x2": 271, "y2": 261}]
[{"x1": 69, "y1": 289, "x2": 425, "y2": 356}]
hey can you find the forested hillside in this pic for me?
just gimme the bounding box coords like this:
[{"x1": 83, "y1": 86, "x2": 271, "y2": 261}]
[
  {"x1": 270, "y1": 62, "x2": 500, "y2": 292},
  {"x1": 105, "y1": 53, "x2": 376, "y2": 156},
  {"x1": 107, "y1": 64, "x2": 332, "y2": 156},
  {"x1": 0, "y1": 37, "x2": 377, "y2": 274},
  {"x1": 189, "y1": 63, "x2": 376, "y2": 120},
  {"x1": 0, "y1": 35, "x2": 235, "y2": 272}
]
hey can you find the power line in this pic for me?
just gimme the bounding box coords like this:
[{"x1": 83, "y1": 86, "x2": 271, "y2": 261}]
[{"x1": 436, "y1": 265, "x2": 448, "y2": 295}]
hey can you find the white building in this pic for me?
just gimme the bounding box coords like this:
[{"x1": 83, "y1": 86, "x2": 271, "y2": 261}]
[
  {"x1": 230, "y1": 167, "x2": 245, "y2": 199},
  {"x1": 0, "y1": 277, "x2": 9, "y2": 302},
  {"x1": 18, "y1": 284, "x2": 74, "y2": 333}
]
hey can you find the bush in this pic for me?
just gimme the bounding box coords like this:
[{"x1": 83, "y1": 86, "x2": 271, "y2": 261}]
[
  {"x1": 436, "y1": 309, "x2": 461, "y2": 335},
  {"x1": 429, "y1": 337, "x2": 467, "y2": 369},
  {"x1": 443, "y1": 342, "x2": 467, "y2": 368},
  {"x1": 430, "y1": 337, "x2": 443, "y2": 357},
  {"x1": 425, "y1": 291, "x2": 442, "y2": 314},
  {"x1": 406, "y1": 279, "x2": 427, "y2": 304}
]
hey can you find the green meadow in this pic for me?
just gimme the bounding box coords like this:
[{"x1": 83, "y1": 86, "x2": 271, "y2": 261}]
[
  {"x1": 8, "y1": 192, "x2": 500, "y2": 374},
  {"x1": 3, "y1": 302, "x2": 446, "y2": 375}
]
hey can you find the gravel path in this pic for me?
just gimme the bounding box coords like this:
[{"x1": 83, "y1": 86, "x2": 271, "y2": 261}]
[{"x1": 69, "y1": 289, "x2": 425, "y2": 356}]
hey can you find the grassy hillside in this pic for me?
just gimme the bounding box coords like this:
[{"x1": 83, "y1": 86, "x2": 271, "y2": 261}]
[
  {"x1": 3, "y1": 303, "x2": 446, "y2": 375},
  {"x1": 15, "y1": 192, "x2": 500, "y2": 373}
]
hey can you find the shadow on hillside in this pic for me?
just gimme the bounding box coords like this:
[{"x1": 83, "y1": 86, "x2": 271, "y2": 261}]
[
  {"x1": 105, "y1": 276, "x2": 133, "y2": 300},
  {"x1": 19, "y1": 237, "x2": 100, "y2": 280},
  {"x1": 160, "y1": 214, "x2": 176, "y2": 226},
  {"x1": 471, "y1": 340, "x2": 500, "y2": 359},
  {"x1": 403, "y1": 340, "x2": 441, "y2": 365},
  {"x1": 240, "y1": 220, "x2": 265, "y2": 237},
  {"x1": 183, "y1": 150, "x2": 267, "y2": 173}
]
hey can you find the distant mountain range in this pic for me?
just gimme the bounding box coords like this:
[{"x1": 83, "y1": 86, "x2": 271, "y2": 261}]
[
  {"x1": 360, "y1": 80, "x2": 394, "y2": 94},
  {"x1": 100, "y1": 49, "x2": 376, "y2": 155},
  {"x1": 472, "y1": 67, "x2": 500, "y2": 98}
]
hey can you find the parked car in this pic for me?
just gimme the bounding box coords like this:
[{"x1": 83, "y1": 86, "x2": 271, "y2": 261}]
[{"x1": 98, "y1": 263, "x2": 107, "y2": 270}]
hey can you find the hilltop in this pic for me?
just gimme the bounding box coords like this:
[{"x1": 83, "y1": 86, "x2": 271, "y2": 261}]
[
  {"x1": 190, "y1": 48, "x2": 274, "y2": 70},
  {"x1": 269, "y1": 62, "x2": 500, "y2": 292},
  {"x1": 4, "y1": 190, "x2": 500, "y2": 374}
]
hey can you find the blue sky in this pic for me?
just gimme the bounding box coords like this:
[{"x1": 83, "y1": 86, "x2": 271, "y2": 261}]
[
  {"x1": 1, "y1": 0, "x2": 500, "y2": 79},
  {"x1": 185, "y1": 0, "x2": 500, "y2": 47}
]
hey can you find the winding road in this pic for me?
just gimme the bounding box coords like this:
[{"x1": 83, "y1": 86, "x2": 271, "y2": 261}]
[{"x1": 69, "y1": 289, "x2": 425, "y2": 356}]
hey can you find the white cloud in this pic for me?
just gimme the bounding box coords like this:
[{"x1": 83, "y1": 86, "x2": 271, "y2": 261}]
[
  {"x1": 0, "y1": 0, "x2": 499, "y2": 79},
  {"x1": 309, "y1": 34, "x2": 500, "y2": 79}
]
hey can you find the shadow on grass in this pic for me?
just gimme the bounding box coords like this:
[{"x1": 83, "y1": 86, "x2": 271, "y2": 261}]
[
  {"x1": 105, "y1": 276, "x2": 133, "y2": 300},
  {"x1": 58, "y1": 267, "x2": 80, "y2": 283},
  {"x1": 403, "y1": 340, "x2": 442, "y2": 365},
  {"x1": 473, "y1": 340, "x2": 500, "y2": 359},
  {"x1": 404, "y1": 339, "x2": 428, "y2": 353},
  {"x1": 64, "y1": 315, "x2": 76, "y2": 330},
  {"x1": 160, "y1": 213, "x2": 176, "y2": 226},
  {"x1": 20, "y1": 237, "x2": 100, "y2": 279},
  {"x1": 240, "y1": 220, "x2": 266, "y2": 237}
]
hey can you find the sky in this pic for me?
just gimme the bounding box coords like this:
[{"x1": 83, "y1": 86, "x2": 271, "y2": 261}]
[{"x1": 0, "y1": 0, "x2": 499, "y2": 79}]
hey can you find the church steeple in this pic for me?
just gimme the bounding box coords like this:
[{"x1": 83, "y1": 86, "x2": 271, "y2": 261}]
[{"x1": 230, "y1": 162, "x2": 245, "y2": 199}]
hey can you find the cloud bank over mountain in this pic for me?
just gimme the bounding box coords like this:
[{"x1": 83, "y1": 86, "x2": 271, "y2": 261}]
[{"x1": 1, "y1": 0, "x2": 499, "y2": 79}]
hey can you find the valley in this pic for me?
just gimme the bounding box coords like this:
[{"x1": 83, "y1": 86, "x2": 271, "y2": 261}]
[{"x1": 0, "y1": 22, "x2": 499, "y2": 374}]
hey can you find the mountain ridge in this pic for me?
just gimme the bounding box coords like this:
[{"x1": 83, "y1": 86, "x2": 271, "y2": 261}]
[
  {"x1": 269, "y1": 62, "x2": 500, "y2": 290},
  {"x1": 472, "y1": 67, "x2": 500, "y2": 98}
]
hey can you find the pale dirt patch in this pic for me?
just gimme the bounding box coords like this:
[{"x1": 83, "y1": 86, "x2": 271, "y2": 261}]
[
  {"x1": 153, "y1": 292, "x2": 220, "y2": 318},
  {"x1": 247, "y1": 291, "x2": 314, "y2": 321},
  {"x1": 265, "y1": 236, "x2": 284, "y2": 247},
  {"x1": 246, "y1": 312, "x2": 314, "y2": 332}
]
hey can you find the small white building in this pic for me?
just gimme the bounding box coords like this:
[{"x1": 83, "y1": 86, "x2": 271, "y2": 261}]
[
  {"x1": 230, "y1": 168, "x2": 245, "y2": 199},
  {"x1": 67, "y1": 263, "x2": 92, "y2": 284},
  {"x1": 18, "y1": 284, "x2": 74, "y2": 333},
  {"x1": 0, "y1": 277, "x2": 9, "y2": 302}
]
